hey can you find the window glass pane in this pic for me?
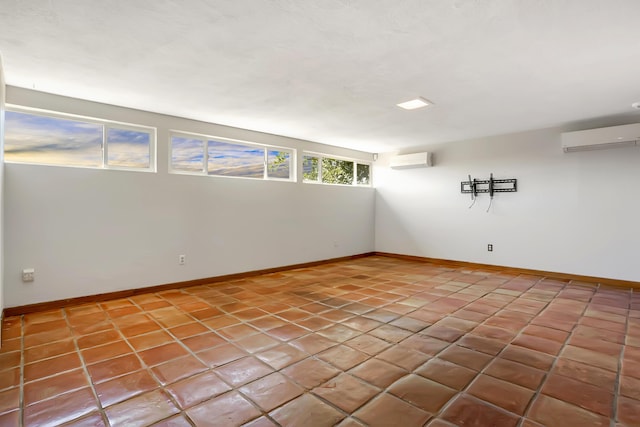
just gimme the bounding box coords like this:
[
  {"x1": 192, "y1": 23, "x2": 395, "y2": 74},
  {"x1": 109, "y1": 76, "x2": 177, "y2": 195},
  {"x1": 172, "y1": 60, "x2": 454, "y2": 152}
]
[
  {"x1": 357, "y1": 163, "x2": 370, "y2": 185},
  {"x1": 107, "y1": 128, "x2": 150, "y2": 168},
  {"x1": 303, "y1": 155, "x2": 319, "y2": 181},
  {"x1": 322, "y1": 157, "x2": 354, "y2": 185},
  {"x1": 171, "y1": 136, "x2": 204, "y2": 172},
  {"x1": 208, "y1": 140, "x2": 264, "y2": 178},
  {"x1": 267, "y1": 150, "x2": 291, "y2": 179},
  {"x1": 4, "y1": 111, "x2": 102, "y2": 167}
]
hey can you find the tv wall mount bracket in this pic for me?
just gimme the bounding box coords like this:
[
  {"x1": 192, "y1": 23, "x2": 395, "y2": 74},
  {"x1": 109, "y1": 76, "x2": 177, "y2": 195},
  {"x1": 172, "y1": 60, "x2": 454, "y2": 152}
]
[{"x1": 460, "y1": 174, "x2": 517, "y2": 196}]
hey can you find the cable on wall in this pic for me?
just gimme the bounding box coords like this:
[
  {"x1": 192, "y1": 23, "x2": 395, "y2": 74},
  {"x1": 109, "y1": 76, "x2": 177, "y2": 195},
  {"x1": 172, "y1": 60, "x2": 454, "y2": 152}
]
[
  {"x1": 461, "y1": 173, "x2": 517, "y2": 212},
  {"x1": 467, "y1": 174, "x2": 477, "y2": 209},
  {"x1": 486, "y1": 173, "x2": 494, "y2": 212}
]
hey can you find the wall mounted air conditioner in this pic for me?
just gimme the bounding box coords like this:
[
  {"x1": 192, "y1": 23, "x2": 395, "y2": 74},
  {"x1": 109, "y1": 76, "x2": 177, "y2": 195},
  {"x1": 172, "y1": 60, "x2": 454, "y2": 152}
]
[
  {"x1": 561, "y1": 123, "x2": 640, "y2": 153},
  {"x1": 389, "y1": 152, "x2": 432, "y2": 169}
]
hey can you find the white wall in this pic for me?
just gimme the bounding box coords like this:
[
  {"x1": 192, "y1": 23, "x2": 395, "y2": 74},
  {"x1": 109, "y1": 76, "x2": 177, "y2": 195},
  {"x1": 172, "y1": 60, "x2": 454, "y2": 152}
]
[
  {"x1": 375, "y1": 127, "x2": 640, "y2": 282},
  {"x1": 4, "y1": 87, "x2": 375, "y2": 307},
  {"x1": 0, "y1": 57, "x2": 5, "y2": 322}
]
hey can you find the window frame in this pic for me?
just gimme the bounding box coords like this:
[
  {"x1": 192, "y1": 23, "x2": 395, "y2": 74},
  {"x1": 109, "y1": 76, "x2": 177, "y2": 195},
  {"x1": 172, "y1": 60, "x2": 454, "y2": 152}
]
[
  {"x1": 302, "y1": 151, "x2": 372, "y2": 187},
  {"x1": 169, "y1": 130, "x2": 296, "y2": 182},
  {"x1": 4, "y1": 105, "x2": 157, "y2": 172}
]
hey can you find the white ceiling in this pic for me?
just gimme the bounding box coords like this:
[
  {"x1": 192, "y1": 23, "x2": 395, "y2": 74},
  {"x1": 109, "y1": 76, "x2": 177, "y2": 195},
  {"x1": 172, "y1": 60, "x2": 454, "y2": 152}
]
[{"x1": 1, "y1": 0, "x2": 640, "y2": 153}]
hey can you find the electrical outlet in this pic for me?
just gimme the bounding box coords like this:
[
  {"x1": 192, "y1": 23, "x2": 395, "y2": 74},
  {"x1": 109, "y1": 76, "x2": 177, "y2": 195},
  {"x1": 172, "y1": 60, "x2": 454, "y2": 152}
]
[
  {"x1": 178, "y1": 254, "x2": 186, "y2": 265},
  {"x1": 487, "y1": 244, "x2": 493, "y2": 252},
  {"x1": 22, "y1": 268, "x2": 35, "y2": 282}
]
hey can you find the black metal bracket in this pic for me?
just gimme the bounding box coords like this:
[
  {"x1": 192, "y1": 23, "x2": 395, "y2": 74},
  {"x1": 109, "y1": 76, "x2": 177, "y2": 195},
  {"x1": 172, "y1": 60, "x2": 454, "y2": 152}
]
[{"x1": 461, "y1": 176, "x2": 517, "y2": 194}]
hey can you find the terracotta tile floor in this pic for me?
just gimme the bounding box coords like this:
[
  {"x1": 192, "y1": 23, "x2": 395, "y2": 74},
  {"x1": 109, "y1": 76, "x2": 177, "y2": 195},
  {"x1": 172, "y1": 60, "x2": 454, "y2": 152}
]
[{"x1": 1, "y1": 256, "x2": 640, "y2": 426}]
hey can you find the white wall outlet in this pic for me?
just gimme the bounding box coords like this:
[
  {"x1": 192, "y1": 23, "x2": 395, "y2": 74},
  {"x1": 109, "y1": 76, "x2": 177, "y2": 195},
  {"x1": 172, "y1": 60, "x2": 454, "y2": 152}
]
[
  {"x1": 22, "y1": 268, "x2": 35, "y2": 282},
  {"x1": 178, "y1": 255, "x2": 186, "y2": 265}
]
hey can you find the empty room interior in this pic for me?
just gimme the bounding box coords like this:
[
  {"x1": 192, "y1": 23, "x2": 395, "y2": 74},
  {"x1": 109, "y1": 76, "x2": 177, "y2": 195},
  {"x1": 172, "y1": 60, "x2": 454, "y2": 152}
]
[{"x1": 1, "y1": 1, "x2": 640, "y2": 426}]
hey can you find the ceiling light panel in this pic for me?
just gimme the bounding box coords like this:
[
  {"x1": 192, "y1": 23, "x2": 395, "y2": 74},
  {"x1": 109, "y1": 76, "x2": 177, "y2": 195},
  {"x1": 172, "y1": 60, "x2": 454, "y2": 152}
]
[{"x1": 397, "y1": 97, "x2": 432, "y2": 110}]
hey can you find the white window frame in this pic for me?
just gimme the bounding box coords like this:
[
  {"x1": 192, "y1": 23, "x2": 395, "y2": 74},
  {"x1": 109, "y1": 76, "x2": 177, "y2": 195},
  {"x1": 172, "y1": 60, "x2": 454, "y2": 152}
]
[
  {"x1": 169, "y1": 130, "x2": 296, "y2": 182},
  {"x1": 302, "y1": 151, "x2": 372, "y2": 187},
  {"x1": 4, "y1": 105, "x2": 157, "y2": 172}
]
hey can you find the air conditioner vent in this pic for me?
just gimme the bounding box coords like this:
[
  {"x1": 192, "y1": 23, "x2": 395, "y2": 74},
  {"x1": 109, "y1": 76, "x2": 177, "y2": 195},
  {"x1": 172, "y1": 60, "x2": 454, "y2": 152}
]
[
  {"x1": 561, "y1": 123, "x2": 640, "y2": 153},
  {"x1": 389, "y1": 152, "x2": 432, "y2": 169}
]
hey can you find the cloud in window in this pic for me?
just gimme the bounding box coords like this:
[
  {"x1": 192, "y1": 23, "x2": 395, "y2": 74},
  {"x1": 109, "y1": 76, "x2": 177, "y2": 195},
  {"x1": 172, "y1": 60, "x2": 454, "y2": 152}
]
[
  {"x1": 207, "y1": 140, "x2": 264, "y2": 177},
  {"x1": 4, "y1": 111, "x2": 151, "y2": 168}
]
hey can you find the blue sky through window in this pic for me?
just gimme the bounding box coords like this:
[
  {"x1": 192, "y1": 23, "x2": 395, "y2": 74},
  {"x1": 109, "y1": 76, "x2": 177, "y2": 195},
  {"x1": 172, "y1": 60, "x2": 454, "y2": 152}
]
[
  {"x1": 4, "y1": 110, "x2": 152, "y2": 169},
  {"x1": 107, "y1": 128, "x2": 151, "y2": 168},
  {"x1": 207, "y1": 140, "x2": 264, "y2": 178},
  {"x1": 4, "y1": 111, "x2": 103, "y2": 166},
  {"x1": 171, "y1": 136, "x2": 204, "y2": 172}
]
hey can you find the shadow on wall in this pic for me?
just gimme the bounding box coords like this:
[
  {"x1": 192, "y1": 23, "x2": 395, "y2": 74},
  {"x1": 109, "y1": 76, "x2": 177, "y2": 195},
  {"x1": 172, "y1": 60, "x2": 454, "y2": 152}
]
[{"x1": 374, "y1": 189, "x2": 424, "y2": 256}]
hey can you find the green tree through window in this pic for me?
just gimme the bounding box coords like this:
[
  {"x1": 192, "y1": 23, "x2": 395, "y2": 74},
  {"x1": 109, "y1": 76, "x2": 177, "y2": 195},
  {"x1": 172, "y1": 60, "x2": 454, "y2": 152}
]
[
  {"x1": 322, "y1": 158, "x2": 354, "y2": 184},
  {"x1": 357, "y1": 163, "x2": 370, "y2": 185},
  {"x1": 303, "y1": 154, "x2": 371, "y2": 185},
  {"x1": 303, "y1": 156, "x2": 319, "y2": 181}
]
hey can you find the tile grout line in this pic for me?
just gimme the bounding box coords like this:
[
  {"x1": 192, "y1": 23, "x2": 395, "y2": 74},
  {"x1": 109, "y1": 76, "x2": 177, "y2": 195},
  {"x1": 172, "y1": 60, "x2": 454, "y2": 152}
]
[
  {"x1": 124, "y1": 295, "x2": 195, "y2": 426},
  {"x1": 19, "y1": 315, "x2": 24, "y2": 427},
  {"x1": 124, "y1": 287, "x2": 299, "y2": 426},
  {"x1": 133, "y1": 286, "x2": 361, "y2": 426},
  {"x1": 374, "y1": 271, "x2": 510, "y2": 424},
  {"x1": 519, "y1": 280, "x2": 609, "y2": 424},
  {"x1": 124, "y1": 292, "x2": 218, "y2": 426},
  {"x1": 237, "y1": 270, "x2": 470, "y2": 425},
  {"x1": 283, "y1": 283, "x2": 419, "y2": 420},
  {"x1": 609, "y1": 287, "x2": 631, "y2": 427},
  {"x1": 14, "y1": 313, "x2": 73, "y2": 423},
  {"x1": 62, "y1": 307, "x2": 110, "y2": 426},
  {"x1": 7, "y1": 260, "x2": 636, "y2": 427},
  {"x1": 5, "y1": 265, "x2": 471, "y2": 427},
  {"x1": 233, "y1": 274, "x2": 400, "y2": 426},
  {"x1": 84, "y1": 303, "x2": 136, "y2": 427},
  {"x1": 429, "y1": 273, "x2": 552, "y2": 425},
  {"x1": 165, "y1": 299, "x2": 281, "y2": 427},
  {"x1": 308, "y1": 276, "x2": 449, "y2": 426},
  {"x1": 485, "y1": 276, "x2": 564, "y2": 427},
  {"x1": 170, "y1": 265, "x2": 631, "y2": 425},
  {"x1": 15, "y1": 275, "x2": 366, "y2": 426},
  {"x1": 125, "y1": 290, "x2": 267, "y2": 424},
  {"x1": 515, "y1": 277, "x2": 584, "y2": 426},
  {"x1": 423, "y1": 273, "x2": 605, "y2": 424},
  {"x1": 132, "y1": 287, "x2": 303, "y2": 424},
  {"x1": 348, "y1": 271, "x2": 539, "y2": 425},
  {"x1": 261, "y1": 287, "x2": 406, "y2": 426},
  {"x1": 73, "y1": 303, "x2": 136, "y2": 426},
  {"x1": 154, "y1": 284, "x2": 316, "y2": 425},
  {"x1": 78, "y1": 298, "x2": 186, "y2": 426},
  {"x1": 308, "y1": 295, "x2": 438, "y2": 424}
]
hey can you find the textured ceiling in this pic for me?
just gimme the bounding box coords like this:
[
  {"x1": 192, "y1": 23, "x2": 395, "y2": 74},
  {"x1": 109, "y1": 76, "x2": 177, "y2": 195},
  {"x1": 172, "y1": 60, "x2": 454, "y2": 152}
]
[{"x1": 1, "y1": 0, "x2": 640, "y2": 153}]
